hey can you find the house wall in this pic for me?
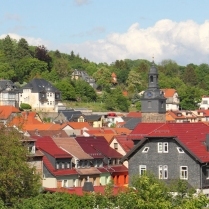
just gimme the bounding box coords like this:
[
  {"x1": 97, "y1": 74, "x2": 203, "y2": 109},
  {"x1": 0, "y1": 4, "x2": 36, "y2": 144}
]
[
  {"x1": 19, "y1": 90, "x2": 59, "y2": 112},
  {"x1": 93, "y1": 121, "x2": 102, "y2": 128},
  {"x1": 128, "y1": 138, "x2": 201, "y2": 189},
  {"x1": 100, "y1": 173, "x2": 111, "y2": 185},
  {"x1": 43, "y1": 177, "x2": 57, "y2": 188},
  {"x1": 110, "y1": 138, "x2": 128, "y2": 168}
]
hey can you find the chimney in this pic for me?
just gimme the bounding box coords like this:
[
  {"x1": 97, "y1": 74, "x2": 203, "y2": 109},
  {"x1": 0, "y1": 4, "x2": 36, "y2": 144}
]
[{"x1": 206, "y1": 134, "x2": 209, "y2": 151}]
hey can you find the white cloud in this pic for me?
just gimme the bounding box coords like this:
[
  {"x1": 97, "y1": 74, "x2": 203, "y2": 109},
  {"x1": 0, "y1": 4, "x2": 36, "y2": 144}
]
[
  {"x1": 64, "y1": 19, "x2": 209, "y2": 65},
  {"x1": 1, "y1": 19, "x2": 209, "y2": 66}
]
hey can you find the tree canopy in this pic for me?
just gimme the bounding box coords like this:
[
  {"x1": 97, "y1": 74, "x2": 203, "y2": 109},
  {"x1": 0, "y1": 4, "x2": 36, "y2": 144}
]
[{"x1": 0, "y1": 127, "x2": 41, "y2": 205}]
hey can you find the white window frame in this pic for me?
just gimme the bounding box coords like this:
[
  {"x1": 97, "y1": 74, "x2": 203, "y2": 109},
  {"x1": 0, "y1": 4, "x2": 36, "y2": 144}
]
[
  {"x1": 158, "y1": 142, "x2": 168, "y2": 153},
  {"x1": 139, "y1": 165, "x2": 146, "y2": 176},
  {"x1": 177, "y1": 147, "x2": 184, "y2": 153},
  {"x1": 142, "y1": 147, "x2": 149, "y2": 153},
  {"x1": 62, "y1": 179, "x2": 68, "y2": 187},
  {"x1": 180, "y1": 166, "x2": 188, "y2": 180},
  {"x1": 159, "y1": 165, "x2": 168, "y2": 179}
]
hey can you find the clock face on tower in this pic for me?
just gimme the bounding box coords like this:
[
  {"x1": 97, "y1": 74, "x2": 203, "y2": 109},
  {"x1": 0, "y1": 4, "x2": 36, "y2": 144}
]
[{"x1": 147, "y1": 91, "x2": 153, "y2": 98}]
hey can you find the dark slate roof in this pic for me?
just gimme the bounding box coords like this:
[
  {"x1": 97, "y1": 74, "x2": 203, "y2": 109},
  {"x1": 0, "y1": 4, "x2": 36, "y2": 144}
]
[
  {"x1": 123, "y1": 118, "x2": 141, "y2": 130},
  {"x1": 0, "y1": 80, "x2": 19, "y2": 92},
  {"x1": 85, "y1": 114, "x2": 102, "y2": 122},
  {"x1": 20, "y1": 78, "x2": 60, "y2": 93},
  {"x1": 59, "y1": 110, "x2": 83, "y2": 122}
]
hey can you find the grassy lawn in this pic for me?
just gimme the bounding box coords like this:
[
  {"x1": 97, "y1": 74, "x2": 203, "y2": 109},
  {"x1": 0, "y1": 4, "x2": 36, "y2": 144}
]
[{"x1": 64, "y1": 101, "x2": 138, "y2": 112}]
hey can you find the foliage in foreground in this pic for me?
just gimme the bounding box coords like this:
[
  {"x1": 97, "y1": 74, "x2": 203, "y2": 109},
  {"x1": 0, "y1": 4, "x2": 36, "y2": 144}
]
[
  {"x1": 0, "y1": 126, "x2": 41, "y2": 205},
  {"x1": 4, "y1": 174, "x2": 208, "y2": 209}
]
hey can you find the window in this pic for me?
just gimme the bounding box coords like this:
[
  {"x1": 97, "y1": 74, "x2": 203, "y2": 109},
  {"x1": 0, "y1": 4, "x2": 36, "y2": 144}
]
[
  {"x1": 177, "y1": 147, "x2": 184, "y2": 153},
  {"x1": 159, "y1": 165, "x2": 168, "y2": 179},
  {"x1": 114, "y1": 143, "x2": 118, "y2": 150},
  {"x1": 150, "y1": 76, "x2": 153, "y2": 83},
  {"x1": 139, "y1": 165, "x2": 146, "y2": 176},
  {"x1": 56, "y1": 162, "x2": 59, "y2": 169},
  {"x1": 206, "y1": 168, "x2": 209, "y2": 179},
  {"x1": 158, "y1": 142, "x2": 168, "y2": 153},
  {"x1": 61, "y1": 163, "x2": 65, "y2": 169},
  {"x1": 67, "y1": 162, "x2": 70, "y2": 168},
  {"x1": 62, "y1": 180, "x2": 68, "y2": 187},
  {"x1": 148, "y1": 101, "x2": 151, "y2": 108},
  {"x1": 142, "y1": 147, "x2": 149, "y2": 153},
  {"x1": 161, "y1": 101, "x2": 164, "y2": 108},
  {"x1": 180, "y1": 166, "x2": 188, "y2": 179}
]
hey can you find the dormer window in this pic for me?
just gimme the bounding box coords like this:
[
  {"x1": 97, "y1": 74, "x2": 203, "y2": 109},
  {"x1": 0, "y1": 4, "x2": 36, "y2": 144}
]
[
  {"x1": 177, "y1": 147, "x2": 184, "y2": 153},
  {"x1": 142, "y1": 147, "x2": 149, "y2": 153},
  {"x1": 56, "y1": 162, "x2": 59, "y2": 169}
]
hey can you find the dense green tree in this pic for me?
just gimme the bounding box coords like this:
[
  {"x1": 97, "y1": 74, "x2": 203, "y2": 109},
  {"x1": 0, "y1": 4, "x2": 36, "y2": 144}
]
[
  {"x1": 178, "y1": 85, "x2": 205, "y2": 110},
  {"x1": 0, "y1": 127, "x2": 41, "y2": 205},
  {"x1": 2, "y1": 35, "x2": 15, "y2": 62},
  {"x1": 92, "y1": 67, "x2": 112, "y2": 90},
  {"x1": 55, "y1": 79, "x2": 76, "y2": 101},
  {"x1": 15, "y1": 57, "x2": 48, "y2": 83},
  {"x1": 182, "y1": 64, "x2": 198, "y2": 86},
  {"x1": 159, "y1": 59, "x2": 180, "y2": 77},
  {"x1": 74, "y1": 80, "x2": 97, "y2": 102},
  {"x1": 15, "y1": 38, "x2": 32, "y2": 60},
  {"x1": 104, "y1": 88, "x2": 129, "y2": 112},
  {"x1": 34, "y1": 45, "x2": 52, "y2": 70},
  {"x1": 126, "y1": 69, "x2": 142, "y2": 94}
]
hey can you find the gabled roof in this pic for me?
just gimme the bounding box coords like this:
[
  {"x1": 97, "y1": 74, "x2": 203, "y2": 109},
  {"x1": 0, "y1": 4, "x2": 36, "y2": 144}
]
[
  {"x1": 84, "y1": 114, "x2": 102, "y2": 122},
  {"x1": 9, "y1": 111, "x2": 43, "y2": 128},
  {"x1": 75, "y1": 136, "x2": 122, "y2": 159},
  {"x1": 126, "y1": 112, "x2": 142, "y2": 118},
  {"x1": 32, "y1": 136, "x2": 72, "y2": 158},
  {"x1": 167, "y1": 111, "x2": 186, "y2": 119},
  {"x1": 52, "y1": 137, "x2": 93, "y2": 160},
  {"x1": 125, "y1": 122, "x2": 209, "y2": 163},
  {"x1": 76, "y1": 167, "x2": 101, "y2": 175},
  {"x1": 21, "y1": 78, "x2": 60, "y2": 93},
  {"x1": 27, "y1": 130, "x2": 69, "y2": 138},
  {"x1": 113, "y1": 135, "x2": 134, "y2": 153},
  {"x1": 0, "y1": 80, "x2": 18, "y2": 92},
  {"x1": 0, "y1": 105, "x2": 20, "y2": 120},
  {"x1": 23, "y1": 123, "x2": 62, "y2": 131},
  {"x1": 85, "y1": 128, "x2": 115, "y2": 135},
  {"x1": 59, "y1": 110, "x2": 83, "y2": 121},
  {"x1": 43, "y1": 156, "x2": 78, "y2": 176},
  {"x1": 67, "y1": 122, "x2": 91, "y2": 129},
  {"x1": 123, "y1": 118, "x2": 141, "y2": 130},
  {"x1": 161, "y1": 89, "x2": 177, "y2": 97}
]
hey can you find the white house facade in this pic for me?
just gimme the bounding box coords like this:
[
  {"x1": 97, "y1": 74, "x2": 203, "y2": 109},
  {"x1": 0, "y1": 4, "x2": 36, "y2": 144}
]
[{"x1": 19, "y1": 78, "x2": 61, "y2": 112}]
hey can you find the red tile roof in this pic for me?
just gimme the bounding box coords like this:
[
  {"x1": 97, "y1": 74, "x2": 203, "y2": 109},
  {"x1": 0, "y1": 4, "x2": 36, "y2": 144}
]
[
  {"x1": 161, "y1": 89, "x2": 176, "y2": 97},
  {"x1": 9, "y1": 111, "x2": 43, "y2": 129},
  {"x1": 52, "y1": 137, "x2": 93, "y2": 160},
  {"x1": 32, "y1": 136, "x2": 72, "y2": 158},
  {"x1": 43, "y1": 156, "x2": 78, "y2": 176},
  {"x1": 114, "y1": 135, "x2": 134, "y2": 153},
  {"x1": 75, "y1": 136, "x2": 122, "y2": 159},
  {"x1": 0, "y1": 105, "x2": 20, "y2": 119},
  {"x1": 129, "y1": 122, "x2": 209, "y2": 163},
  {"x1": 67, "y1": 122, "x2": 91, "y2": 129},
  {"x1": 126, "y1": 112, "x2": 142, "y2": 118}
]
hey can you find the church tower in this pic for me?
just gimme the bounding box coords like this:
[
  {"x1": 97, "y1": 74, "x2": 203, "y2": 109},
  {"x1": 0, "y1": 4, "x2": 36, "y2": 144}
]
[{"x1": 141, "y1": 61, "x2": 166, "y2": 123}]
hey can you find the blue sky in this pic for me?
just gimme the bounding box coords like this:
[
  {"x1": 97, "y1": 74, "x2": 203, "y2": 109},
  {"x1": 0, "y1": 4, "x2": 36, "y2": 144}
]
[{"x1": 1, "y1": 0, "x2": 209, "y2": 65}]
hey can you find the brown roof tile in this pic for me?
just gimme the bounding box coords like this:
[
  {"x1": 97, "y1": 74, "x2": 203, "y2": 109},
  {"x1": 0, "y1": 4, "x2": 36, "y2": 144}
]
[{"x1": 52, "y1": 137, "x2": 93, "y2": 160}]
